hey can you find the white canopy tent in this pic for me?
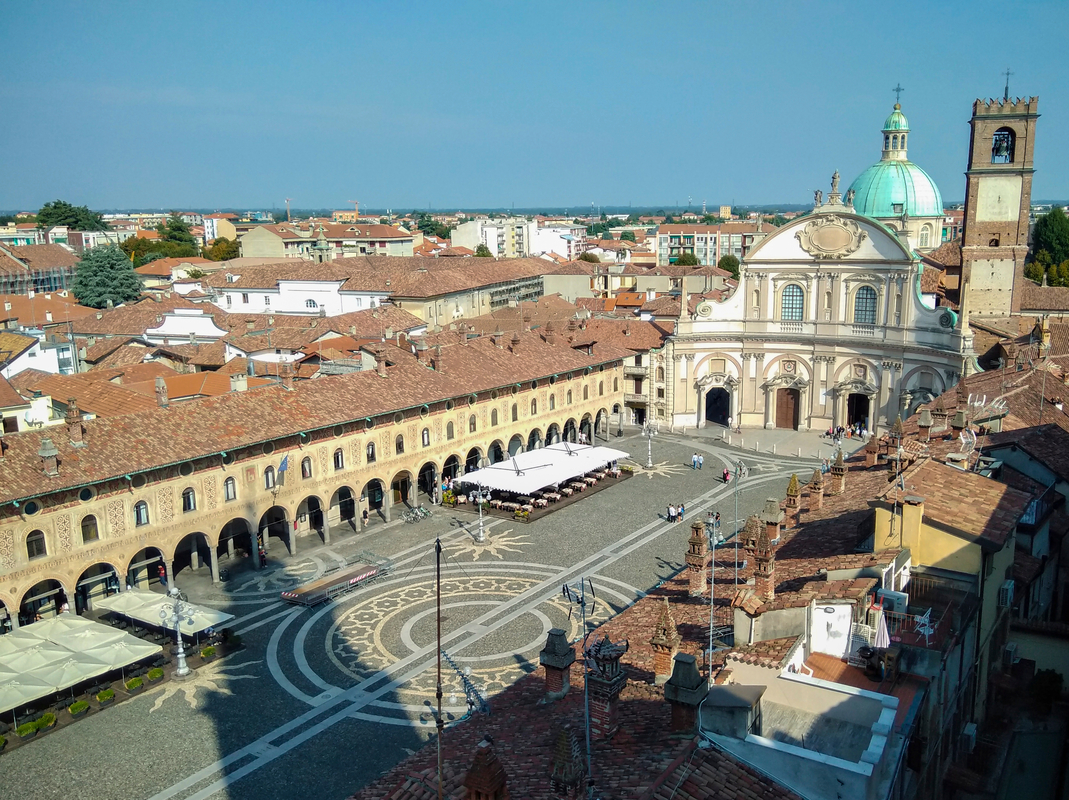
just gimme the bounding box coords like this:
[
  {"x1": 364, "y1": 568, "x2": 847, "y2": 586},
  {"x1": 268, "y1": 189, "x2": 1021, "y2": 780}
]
[
  {"x1": 94, "y1": 588, "x2": 234, "y2": 635},
  {"x1": 456, "y1": 442, "x2": 630, "y2": 495}
]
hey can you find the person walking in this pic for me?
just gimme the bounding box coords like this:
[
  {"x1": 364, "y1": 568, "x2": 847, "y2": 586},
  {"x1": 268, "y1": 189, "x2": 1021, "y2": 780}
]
[
  {"x1": 698, "y1": 454, "x2": 704, "y2": 470},
  {"x1": 723, "y1": 467, "x2": 731, "y2": 484},
  {"x1": 678, "y1": 503, "x2": 685, "y2": 522},
  {"x1": 691, "y1": 453, "x2": 698, "y2": 470},
  {"x1": 157, "y1": 564, "x2": 167, "y2": 588}
]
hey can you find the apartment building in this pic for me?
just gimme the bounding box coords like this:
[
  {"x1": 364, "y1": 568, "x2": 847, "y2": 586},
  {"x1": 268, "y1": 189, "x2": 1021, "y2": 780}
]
[
  {"x1": 450, "y1": 216, "x2": 537, "y2": 258},
  {"x1": 655, "y1": 222, "x2": 767, "y2": 266}
]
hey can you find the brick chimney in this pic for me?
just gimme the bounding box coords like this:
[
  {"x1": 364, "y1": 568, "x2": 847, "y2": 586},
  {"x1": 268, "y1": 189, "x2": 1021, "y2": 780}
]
[
  {"x1": 685, "y1": 520, "x2": 709, "y2": 597},
  {"x1": 784, "y1": 474, "x2": 800, "y2": 528},
  {"x1": 809, "y1": 468, "x2": 824, "y2": 512},
  {"x1": 66, "y1": 398, "x2": 85, "y2": 447},
  {"x1": 155, "y1": 376, "x2": 169, "y2": 407},
  {"x1": 917, "y1": 407, "x2": 933, "y2": 441},
  {"x1": 829, "y1": 449, "x2": 846, "y2": 495},
  {"x1": 230, "y1": 373, "x2": 248, "y2": 392},
  {"x1": 415, "y1": 339, "x2": 429, "y2": 365},
  {"x1": 376, "y1": 356, "x2": 387, "y2": 378},
  {"x1": 741, "y1": 514, "x2": 762, "y2": 553},
  {"x1": 280, "y1": 361, "x2": 295, "y2": 390},
  {"x1": 585, "y1": 635, "x2": 629, "y2": 740},
  {"x1": 539, "y1": 628, "x2": 576, "y2": 702},
  {"x1": 39, "y1": 437, "x2": 60, "y2": 477},
  {"x1": 753, "y1": 522, "x2": 776, "y2": 603},
  {"x1": 509, "y1": 331, "x2": 521, "y2": 354},
  {"x1": 664, "y1": 653, "x2": 706, "y2": 735},
  {"x1": 649, "y1": 597, "x2": 681, "y2": 685},
  {"x1": 549, "y1": 726, "x2": 585, "y2": 799},
  {"x1": 759, "y1": 498, "x2": 784, "y2": 545},
  {"x1": 463, "y1": 735, "x2": 509, "y2": 800},
  {"x1": 864, "y1": 434, "x2": 879, "y2": 468},
  {"x1": 431, "y1": 344, "x2": 443, "y2": 372}
]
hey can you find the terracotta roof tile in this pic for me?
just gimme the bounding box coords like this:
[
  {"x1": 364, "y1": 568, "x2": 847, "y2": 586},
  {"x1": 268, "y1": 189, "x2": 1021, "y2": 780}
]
[{"x1": 0, "y1": 374, "x2": 26, "y2": 408}]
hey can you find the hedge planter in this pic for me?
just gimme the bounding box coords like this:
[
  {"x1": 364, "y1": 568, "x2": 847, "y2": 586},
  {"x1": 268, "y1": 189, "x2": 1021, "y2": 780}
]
[
  {"x1": 69, "y1": 701, "x2": 90, "y2": 718},
  {"x1": 125, "y1": 677, "x2": 144, "y2": 694},
  {"x1": 37, "y1": 713, "x2": 56, "y2": 731},
  {"x1": 97, "y1": 688, "x2": 115, "y2": 706},
  {"x1": 200, "y1": 646, "x2": 216, "y2": 661},
  {"x1": 147, "y1": 668, "x2": 165, "y2": 683},
  {"x1": 16, "y1": 723, "x2": 36, "y2": 741},
  {"x1": 0, "y1": 734, "x2": 6, "y2": 752}
]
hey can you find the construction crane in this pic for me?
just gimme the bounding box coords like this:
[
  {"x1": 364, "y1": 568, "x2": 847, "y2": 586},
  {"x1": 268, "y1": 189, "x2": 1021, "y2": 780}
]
[
  {"x1": 348, "y1": 200, "x2": 359, "y2": 220},
  {"x1": 285, "y1": 198, "x2": 292, "y2": 222}
]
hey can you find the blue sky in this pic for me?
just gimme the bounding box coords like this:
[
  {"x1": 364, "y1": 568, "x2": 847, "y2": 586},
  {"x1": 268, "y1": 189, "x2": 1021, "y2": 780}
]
[{"x1": 2, "y1": 0, "x2": 1066, "y2": 211}]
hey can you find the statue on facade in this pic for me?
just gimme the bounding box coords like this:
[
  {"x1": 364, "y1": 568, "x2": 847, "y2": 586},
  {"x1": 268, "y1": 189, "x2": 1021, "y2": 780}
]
[
  {"x1": 845, "y1": 188, "x2": 855, "y2": 206},
  {"x1": 831, "y1": 170, "x2": 840, "y2": 193},
  {"x1": 814, "y1": 189, "x2": 823, "y2": 206}
]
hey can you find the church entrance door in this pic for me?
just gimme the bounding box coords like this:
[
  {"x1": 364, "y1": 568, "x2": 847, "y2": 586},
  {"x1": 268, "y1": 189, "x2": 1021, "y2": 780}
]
[
  {"x1": 847, "y1": 393, "x2": 870, "y2": 428},
  {"x1": 705, "y1": 388, "x2": 730, "y2": 426},
  {"x1": 775, "y1": 388, "x2": 799, "y2": 430}
]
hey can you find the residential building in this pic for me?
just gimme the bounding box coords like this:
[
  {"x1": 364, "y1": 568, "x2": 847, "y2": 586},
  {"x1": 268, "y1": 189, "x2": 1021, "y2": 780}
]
[
  {"x1": 450, "y1": 217, "x2": 537, "y2": 258},
  {"x1": 134, "y1": 256, "x2": 214, "y2": 288},
  {"x1": 0, "y1": 330, "x2": 60, "y2": 378},
  {"x1": 203, "y1": 214, "x2": 238, "y2": 243},
  {"x1": 0, "y1": 224, "x2": 44, "y2": 247},
  {"x1": 0, "y1": 244, "x2": 78, "y2": 295},
  {"x1": 238, "y1": 223, "x2": 414, "y2": 260},
  {"x1": 531, "y1": 223, "x2": 587, "y2": 261},
  {"x1": 66, "y1": 229, "x2": 132, "y2": 252},
  {"x1": 655, "y1": 222, "x2": 767, "y2": 266}
]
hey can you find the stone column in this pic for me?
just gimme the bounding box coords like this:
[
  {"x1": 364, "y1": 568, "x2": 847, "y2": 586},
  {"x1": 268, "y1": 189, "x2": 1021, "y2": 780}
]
[
  {"x1": 649, "y1": 598, "x2": 681, "y2": 686},
  {"x1": 226, "y1": 538, "x2": 235, "y2": 559},
  {"x1": 664, "y1": 654, "x2": 707, "y2": 735},
  {"x1": 208, "y1": 547, "x2": 219, "y2": 584},
  {"x1": 164, "y1": 559, "x2": 175, "y2": 588},
  {"x1": 289, "y1": 520, "x2": 297, "y2": 556},
  {"x1": 685, "y1": 521, "x2": 709, "y2": 597},
  {"x1": 539, "y1": 628, "x2": 576, "y2": 702},
  {"x1": 321, "y1": 513, "x2": 331, "y2": 545},
  {"x1": 586, "y1": 636, "x2": 629, "y2": 740},
  {"x1": 190, "y1": 545, "x2": 200, "y2": 571},
  {"x1": 382, "y1": 489, "x2": 392, "y2": 522}
]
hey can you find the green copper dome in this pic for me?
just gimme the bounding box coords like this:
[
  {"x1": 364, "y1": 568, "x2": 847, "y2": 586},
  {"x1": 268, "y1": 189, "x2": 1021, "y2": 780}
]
[
  {"x1": 883, "y1": 103, "x2": 909, "y2": 131},
  {"x1": 848, "y1": 160, "x2": 944, "y2": 219}
]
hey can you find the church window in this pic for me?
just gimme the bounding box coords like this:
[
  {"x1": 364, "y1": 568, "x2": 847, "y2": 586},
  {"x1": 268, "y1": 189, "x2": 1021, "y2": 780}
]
[
  {"x1": 854, "y1": 286, "x2": 878, "y2": 325},
  {"x1": 491, "y1": 409, "x2": 499, "y2": 426},
  {"x1": 780, "y1": 285, "x2": 804, "y2": 321},
  {"x1": 824, "y1": 290, "x2": 832, "y2": 310},
  {"x1": 991, "y1": 127, "x2": 1015, "y2": 164},
  {"x1": 891, "y1": 134, "x2": 898, "y2": 150},
  {"x1": 920, "y1": 226, "x2": 930, "y2": 248},
  {"x1": 900, "y1": 134, "x2": 906, "y2": 149},
  {"x1": 884, "y1": 134, "x2": 890, "y2": 150}
]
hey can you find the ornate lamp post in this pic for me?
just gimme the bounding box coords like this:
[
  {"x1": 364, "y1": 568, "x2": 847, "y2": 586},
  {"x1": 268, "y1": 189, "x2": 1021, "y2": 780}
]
[
  {"x1": 733, "y1": 459, "x2": 745, "y2": 587},
  {"x1": 466, "y1": 456, "x2": 492, "y2": 544},
  {"x1": 642, "y1": 421, "x2": 658, "y2": 468},
  {"x1": 159, "y1": 586, "x2": 196, "y2": 679}
]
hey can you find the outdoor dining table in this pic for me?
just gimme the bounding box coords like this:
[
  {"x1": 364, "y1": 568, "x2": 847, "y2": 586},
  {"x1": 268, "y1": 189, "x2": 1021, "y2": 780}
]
[
  {"x1": 570, "y1": 482, "x2": 586, "y2": 492},
  {"x1": 560, "y1": 487, "x2": 573, "y2": 497},
  {"x1": 583, "y1": 476, "x2": 597, "y2": 486}
]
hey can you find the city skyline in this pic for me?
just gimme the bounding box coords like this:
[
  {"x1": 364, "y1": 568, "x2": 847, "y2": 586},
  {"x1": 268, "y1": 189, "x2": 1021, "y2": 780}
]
[{"x1": 2, "y1": 0, "x2": 1066, "y2": 210}]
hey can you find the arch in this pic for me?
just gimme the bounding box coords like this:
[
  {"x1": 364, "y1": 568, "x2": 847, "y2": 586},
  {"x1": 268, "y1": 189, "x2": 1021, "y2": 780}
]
[
  {"x1": 991, "y1": 126, "x2": 1015, "y2": 164},
  {"x1": 395, "y1": 434, "x2": 405, "y2": 455},
  {"x1": 329, "y1": 486, "x2": 358, "y2": 532},
  {"x1": 172, "y1": 531, "x2": 215, "y2": 581},
  {"x1": 361, "y1": 478, "x2": 387, "y2": 522},
  {"x1": 465, "y1": 446, "x2": 483, "y2": 473},
  {"x1": 390, "y1": 469, "x2": 414, "y2": 508},
  {"x1": 508, "y1": 434, "x2": 524, "y2": 456},
  {"x1": 780, "y1": 283, "x2": 805, "y2": 321},
  {"x1": 74, "y1": 561, "x2": 120, "y2": 614},
  {"x1": 547, "y1": 421, "x2": 564, "y2": 447},
  {"x1": 80, "y1": 513, "x2": 100, "y2": 544},
  {"x1": 531, "y1": 398, "x2": 538, "y2": 415},
  {"x1": 579, "y1": 413, "x2": 593, "y2": 443},
  {"x1": 693, "y1": 351, "x2": 744, "y2": 381},
  {"x1": 301, "y1": 456, "x2": 313, "y2": 479},
  {"x1": 446, "y1": 421, "x2": 455, "y2": 441},
  {"x1": 763, "y1": 354, "x2": 814, "y2": 384},
  {"x1": 469, "y1": 414, "x2": 477, "y2": 433},
  {"x1": 595, "y1": 408, "x2": 608, "y2": 440},
  {"x1": 563, "y1": 418, "x2": 578, "y2": 442},
  {"x1": 258, "y1": 505, "x2": 290, "y2": 555},
  {"x1": 334, "y1": 447, "x2": 346, "y2": 470},
  {"x1": 296, "y1": 494, "x2": 327, "y2": 544},
  {"x1": 26, "y1": 529, "x2": 47, "y2": 560},
  {"x1": 656, "y1": 366, "x2": 665, "y2": 382},
  {"x1": 18, "y1": 578, "x2": 68, "y2": 624},
  {"x1": 900, "y1": 364, "x2": 947, "y2": 396},
  {"x1": 366, "y1": 441, "x2": 377, "y2": 463},
  {"x1": 884, "y1": 134, "x2": 890, "y2": 150},
  {"x1": 218, "y1": 518, "x2": 254, "y2": 569},
  {"x1": 511, "y1": 403, "x2": 518, "y2": 422},
  {"x1": 134, "y1": 500, "x2": 150, "y2": 527},
  {"x1": 488, "y1": 440, "x2": 506, "y2": 463},
  {"x1": 443, "y1": 454, "x2": 462, "y2": 481},
  {"x1": 705, "y1": 387, "x2": 730, "y2": 426},
  {"x1": 181, "y1": 486, "x2": 197, "y2": 513},
  {"x1": 126, "y1": 546, "x2": 166, "y2": 590},
  {"x1": 852, "y1": 285, "x2": 878, "y2": 325},
  {"x1": 491, "y1": 408, "x2": 499, "y2": 427},
  {"x1": 417, "y1": 461, "x2": 439, "y2": 501},
  {"x1": 891, "y1": 134, "x2": 899, "y2": 150},
  {"x1": 527, "y1": 428, "x2": 543, "y2": 451},
  {"x1": 421, "y1": 427, "x2": 431, "y2": 447}
]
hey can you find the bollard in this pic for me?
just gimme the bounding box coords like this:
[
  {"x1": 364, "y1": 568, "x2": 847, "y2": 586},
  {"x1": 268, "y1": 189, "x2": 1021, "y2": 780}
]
[
  {"x1": 797, "y1": 447, "x2": 802, "y2": 458},
  {"x1": 772, "y1": 444, "x2": 776, "y2": 455},
  {"x1": 727, "y1": 435, "x2": 732, "y2": 446},
  {"x1": 755, "y1": 441, "x2": 760, "y2": 452}
]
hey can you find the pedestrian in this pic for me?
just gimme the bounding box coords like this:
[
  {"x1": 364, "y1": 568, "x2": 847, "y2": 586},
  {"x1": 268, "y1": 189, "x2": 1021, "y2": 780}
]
[
  {"x1": 678, "y1": 503, "x2": 685, "y2": 522},
  {"x1": 691, "y1": 453, "x2": 698, "y2": 470},
  {"x1": 727, "y1": 415, "x2": 733, "y2": 431},
  {"x1": 714, "y1": 512, "x2": 721, "y2": 529},
  {"x1": 698, "y1": 454, "x2": 704, "y2": 470},
  {"x1": 258, "y1": 546, "x2": 267, "y2": 569},
  {"x1": 667, "y1": 504, "x2": 675, "y2": 523},
  {"x1": 362, "y1": 508, "x2": 370, "y2": 527},
  {"x1": 723, "y1": 467, "x2": 730, "y2": 484},
  {"x1": 157, "y1": 564, "x2": 167, "y2": 588}
]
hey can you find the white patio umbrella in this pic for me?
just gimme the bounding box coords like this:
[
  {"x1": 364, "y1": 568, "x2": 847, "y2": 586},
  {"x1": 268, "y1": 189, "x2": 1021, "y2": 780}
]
[
  {"x1": 2, "y1": 642, "x2": 72, "y2": 674},
  {"x1": 35, "y1": 654, "x2": 111, "y2": 699},
  {"x1": 875, "y1": 609, "x2": 891, "y2": 649},
  {"x1": 46, "y1": 620, "x2": 128, "y2": 652},
  {"x1": 0, "y1": 674, "x2": 57, "y2": 721},
  {"x1": 80, "y1": 637, "x2": 162, "y2": 682},
  {"x1": 93, "y1": 590, "x2": 155, "y2": 617}
]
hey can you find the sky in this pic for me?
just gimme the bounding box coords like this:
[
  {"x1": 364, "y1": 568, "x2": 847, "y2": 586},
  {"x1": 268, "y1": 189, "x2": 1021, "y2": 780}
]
[{"x1": 2, "y1": 0, "x2": 1067, "y2": 212}]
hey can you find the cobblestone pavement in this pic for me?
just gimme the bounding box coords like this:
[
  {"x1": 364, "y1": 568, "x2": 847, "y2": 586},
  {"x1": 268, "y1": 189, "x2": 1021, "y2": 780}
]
[{"x1": 0, "y1": 429, "x2": 847, "y2": 800}]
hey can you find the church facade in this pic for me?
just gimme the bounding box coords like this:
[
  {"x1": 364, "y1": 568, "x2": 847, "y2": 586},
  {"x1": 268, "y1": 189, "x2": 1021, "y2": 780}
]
[{"x1": 663, "y1": 179, "x2": 967, "y2": 434}]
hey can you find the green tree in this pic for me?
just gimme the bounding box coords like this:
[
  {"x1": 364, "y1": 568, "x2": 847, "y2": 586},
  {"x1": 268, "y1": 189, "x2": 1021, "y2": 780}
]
[
  {"x1": 1024, "y1": 260, "x2": 1045, "y2": 284},
  {"x1": 184, "y1": 267, "x2": 207, "y2": 279},
  {"x1": 601, "y1": 231, "x2": 615, "y2": 240},
  {"x1": 771, "y1": 215, "x2": 788, "y2": 227},
  {"x1": 72, "y1": 245, "x2": 143, "y2": 308},
  {"x1": 717, "y1": 254, "x2": 740, "y2": 279},
  {"x1": 1057, "y1": 261, "x2": 1069, "y2": 288},
  {"x1": 120, "y1": 236, "x2": 198, "y2": 266},
  {"x1": 157, "y1": 213, "x2": 196, "y2": 246},
  {"x1": 675, "y1": 252, "x2": 700, "y2": 266},
  {"x1": 1033, "y1": 208, "x2": 1069, "y2": 265},
  {"x1": 578, "y1": 251, "x2": 600, "y2": 263},
  {"x1": 474, "y1": 244, "x2": 493, "y2": 257},
  {"x1": 620, "y1": 230, "x2": 636, "y2": 242},
  {"x1": 36, "y1": 200, "x2": 108, "y2": 231},
  {"x1": 204, "y1": 237, "x2": 240, "y2": 261}
]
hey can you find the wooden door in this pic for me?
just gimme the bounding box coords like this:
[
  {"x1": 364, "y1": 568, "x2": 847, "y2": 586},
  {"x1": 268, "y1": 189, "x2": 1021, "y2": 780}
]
[{"x1": 775, "y1": 388, "x2": 799, "y2": 430}]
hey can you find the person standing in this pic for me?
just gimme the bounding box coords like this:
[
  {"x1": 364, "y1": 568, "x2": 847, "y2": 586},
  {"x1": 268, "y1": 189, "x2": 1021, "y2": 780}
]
[
  {"x1": 157, "y1": 564, "x2": 167, "y2": 588},
  {"x1": 667, "y1": 504, "x2": 675, "y2": 523},
  {"x1": 678, "y1": 503, "x2": 685, "y2": 522}
]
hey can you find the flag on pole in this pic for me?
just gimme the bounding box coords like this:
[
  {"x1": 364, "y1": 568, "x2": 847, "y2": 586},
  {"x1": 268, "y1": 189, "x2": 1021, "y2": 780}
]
[{"x1": 278, "y1": 455, "x2": 289, "y2": 474}]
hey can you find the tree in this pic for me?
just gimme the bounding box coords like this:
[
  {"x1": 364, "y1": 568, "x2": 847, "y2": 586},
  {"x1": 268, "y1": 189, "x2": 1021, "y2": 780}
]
[
  {"x1": 72, "y1": 245, "x2": 143, "y2": 308},
  {"x1": 1024, "y1": 260, "x2": 1045, "y2": 284},
  {"x1": 204, "y1": 237, "x2": 240, "y2": 261},
  {"x1": 1033, "y1": 208, "x2": 1069, "y2": 265},
  {"x1": 474, "y1": 244, "x2": 493, "y2": 258},
  {"x1": 771, "y1": 215, "x2": 789, "y2": 227},
  {"x1": 578, "y1": 251, "x2": 600, "y2": 263},
  {"x1": 717, "y1": 254, "x2": 740, "y2": 279},
  {"x1": 620, "y1": 230, "x2": 636, "y2": 242},
  {"x1": 120, "y1": 235, "x2": 198, "y2": 266},
  {"x1": 675, "y1": 252, "x2": 700, "y2": 266},
  {"x1": 36, "y1": 200, "x2": 108, "y2": 231},
  {"x1": 157, "y1": 213, "x2": 196, "y2": 246},
  {"x1": 184, "y1": 267, "x2": 207, "y2": 279}
]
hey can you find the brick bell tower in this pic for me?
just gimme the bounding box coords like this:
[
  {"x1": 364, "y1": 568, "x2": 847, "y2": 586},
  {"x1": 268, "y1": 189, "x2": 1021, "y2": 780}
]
[{"x1": 961, "y1": 93, "x2": 1039, "y2": 316}]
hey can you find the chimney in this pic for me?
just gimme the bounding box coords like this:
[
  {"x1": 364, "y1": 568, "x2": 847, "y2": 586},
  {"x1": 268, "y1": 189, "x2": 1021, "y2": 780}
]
[
  {"x1": 685, "y1": 520, "x2": 709, "y2": 597},
  {"x1": 463, "y1": 736, "x2": 509, "y2": 800},
  {"x1": 900, "y1": 494, "x2": 925, "y2": 546},
  {"x1": 809, "y1": 468, "x2": 824, "y2": 512},
  {"x1": 95, "y1": 312, "x2": 103, "y2": 320},
  {"x1": 509, "y1": 331, "x2": 521, "y2": 354},
  {"x1": 431, "y1": 345, "x2": 443, "y2": 373},
  {"x1": 544, "y1": 319, "x2": 559, "y2": 346},
  {"x1": 280, "y1": 361, "x2": 295, "y2": 390},
  {"x1": 753, "y1": 522, "x2": 776, "y2": 603},
  {"x1": 245, "y1": 356, "x2": 255, "y2": 376},
  {"x1": 829, "y1": 449, "x2": 846, "y2": 494},
  {"x1": 917, "y1": 408, "x2": 932, "y2": 441},
  {"x1": 759, "y1": 498, "x2": 784, "y2": 545},
  {"x1": 741, "y1": 514, "x2": 762, "y2": 553},
  {"x1": 246, "y1": 320, "x2": 254, "y2": 331},
  {"x1": 491, "y1": 326, "x2": 503, "y2": 347},
  {"x1": 549, "y1": 726, "x2": 585, "y2": 799},
  {"x1": 155, "y1": 376, "x2": 169, "y2": 407},
  {"x1": 45, "y1": 311, "x2": 53, "y2": 323},
  {"x1": 230, "y1": 373, "x2": 248, "y2": 392},
  {"x1": 376, "y1": 356, "x2": 388, "y2": 377},
  {"x1": 649, "y1": 597, "x2": 681, "y2": 685},
  {"x1": 38, "y1": 437, "x2": 60, "y2": 477},
  {"x1": 664, "y1": 654, "x2": 706, "y2": 735},
  {"x1": 538, "y1": 628, "x2": 576, "y2": 702},
  {"x1": 784, "y1": 474, "x2": 800, "y2": 528},
  {"x1": 66, "y1": 398, "x2": 85, "y2": 447},
  {"x1": 864, "y1": 433, "x2": 880, "y2": 468},
  {"x1": 585, "y1": 636, "x2": 629, "y2": 740},
  {"x1": 415, "y1": 339, "x2": 428, "y2": 364}
]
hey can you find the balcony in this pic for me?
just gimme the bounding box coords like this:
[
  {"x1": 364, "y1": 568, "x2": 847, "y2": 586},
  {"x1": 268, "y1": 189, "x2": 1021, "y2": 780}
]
[
  {"x1": 852, "y1": 323, "x2": 877, "y2": 337},
  {"x1": 623, "y1": 365, "x2": 646, "y2": 377},
  {"x1": 624, "y1": 393, "x2": 646, "y2": 404},
  {"x1": 778, "y1": 321, "x2": 802, "y2": 334}
]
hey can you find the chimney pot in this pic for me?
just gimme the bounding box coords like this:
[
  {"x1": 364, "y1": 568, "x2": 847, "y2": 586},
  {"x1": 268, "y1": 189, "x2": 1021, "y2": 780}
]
[
  {"x1": 155, "y1": 376, "x2": 169, "y2": 407},
  {"x1": 66, "y1": 398, "x2": 85, "y2": 447},
  {"x1": 230, "y1": 373, "x2": 248, "y2": 392},
  {"x1": 38, "y1": 437, "x2": 60, "y2": 476},
  {"x1": 649, "y1": 598, "x2": 681, "y2": 685},
  {"x1": 539, "y1": 628, "x2": 576, "y2": 701},
  {"x1": 462, "y1": 736, "x2": 509, "y2": 800},
  {"x1": 664, "y1": 653, "x2": 706, "y2": 734}
]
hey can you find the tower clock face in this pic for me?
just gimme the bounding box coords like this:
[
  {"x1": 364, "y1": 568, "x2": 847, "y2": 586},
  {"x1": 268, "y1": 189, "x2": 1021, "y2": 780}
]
[{"x1": 975, "y1": 176, "x2": 1022, "y2": 222}]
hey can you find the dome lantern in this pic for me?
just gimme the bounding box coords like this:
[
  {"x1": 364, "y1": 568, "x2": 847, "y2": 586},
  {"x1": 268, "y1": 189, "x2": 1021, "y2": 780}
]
[{"x1": 882, "y1": 103, "x2": 910, "y2": 161}]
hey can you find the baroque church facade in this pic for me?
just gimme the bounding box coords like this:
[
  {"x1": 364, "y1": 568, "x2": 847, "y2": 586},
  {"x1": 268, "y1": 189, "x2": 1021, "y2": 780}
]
[{"x1": 664, "y1": 132, "x2": 967, "y2": 434}]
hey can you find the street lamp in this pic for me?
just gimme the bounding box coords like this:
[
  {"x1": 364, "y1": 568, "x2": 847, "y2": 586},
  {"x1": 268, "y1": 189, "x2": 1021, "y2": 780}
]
[
  {"x1": 467, "y1": 457, "x2": 492, "y2": 544},
  {"x1": 642, "y1": 421, "x2": 658, "y2": 468},
  {"x1": 159, "y1": 585, "x2": 196, "y2": 679},
  {"x1": 733, "y1": 459, "x2": 745, "y2": 587}
]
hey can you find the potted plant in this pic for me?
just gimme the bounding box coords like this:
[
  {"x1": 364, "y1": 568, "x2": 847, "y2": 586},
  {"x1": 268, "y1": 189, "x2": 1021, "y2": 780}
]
[
  {"x1": 97, "y1": 688, "x2": 115, "y2": 706},
  {"x1": 147, "y1": 667, "x2": 165, "y2": 683},
  {"x1": 513, "y1": 508, "x2": 530, "y2": 521},
  {"x1": 36, "y1": 712, "x2": 56, "y2": 730},
  {"x1": 442, "y1": 489, "x2": 456, "y2": 507},
  {"x1": 68, "y1": 700, "x2": 90, "y2": 718},
  {"x1": 0, "y1": 733, "x2": 6, "y2": 752},
  {"x1": 125, "y1": 676, "x2": 144, "y2": 694},
  {"x1": 200, "y1": 645, "x2": 216, "y2": 661},
  {"x1": 16, "y1": 722, "x2": 37, "y2": 741}
]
